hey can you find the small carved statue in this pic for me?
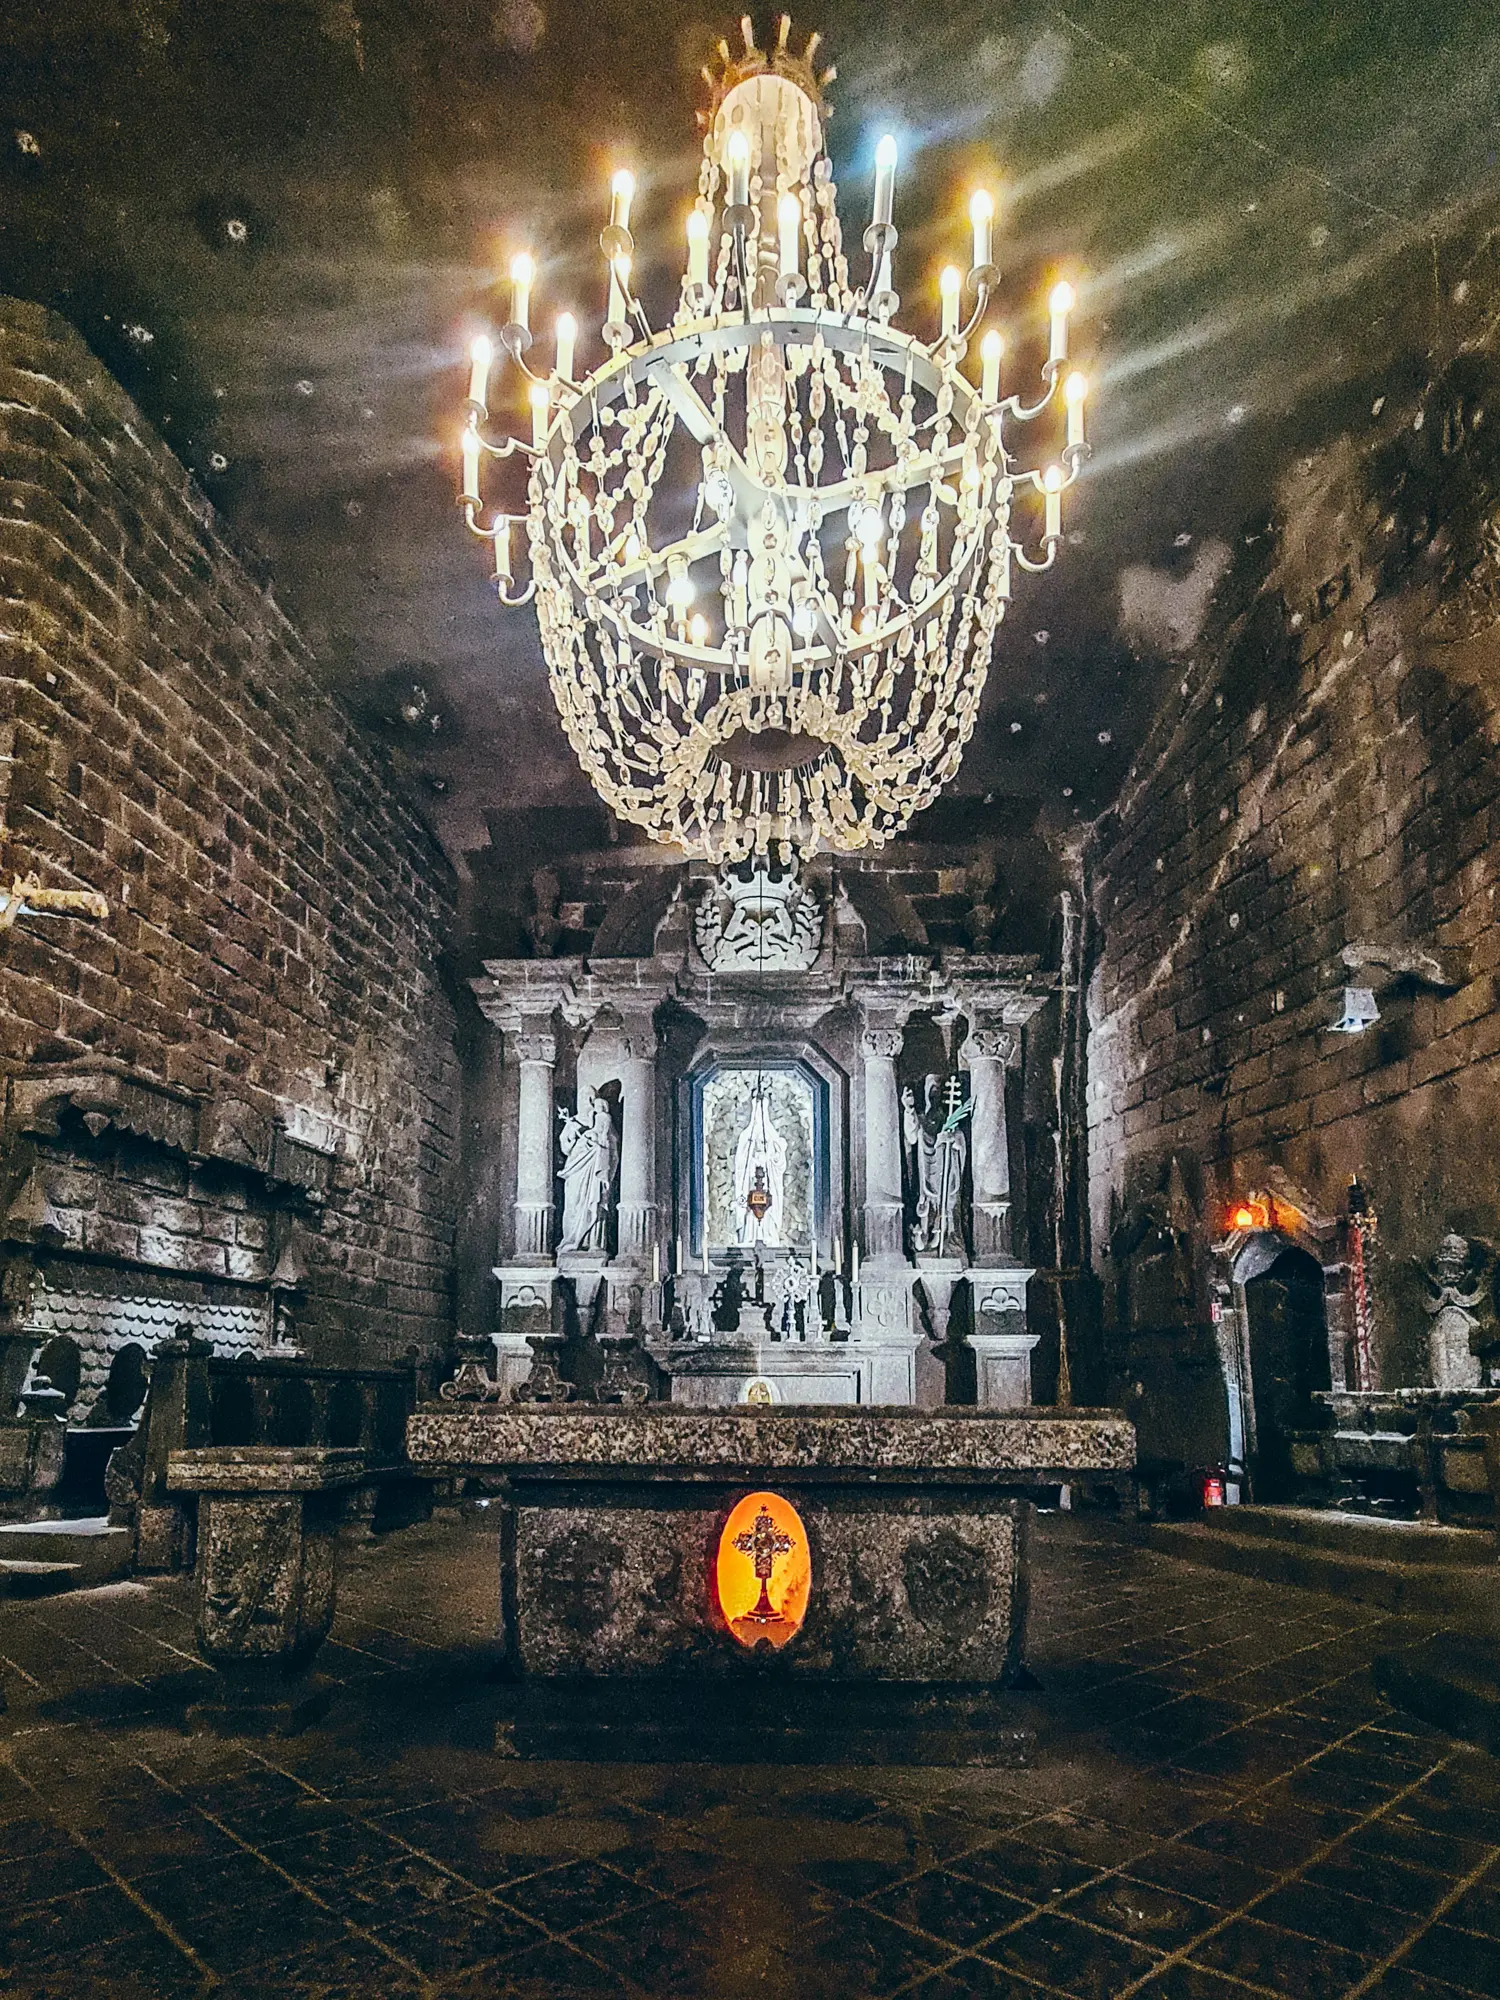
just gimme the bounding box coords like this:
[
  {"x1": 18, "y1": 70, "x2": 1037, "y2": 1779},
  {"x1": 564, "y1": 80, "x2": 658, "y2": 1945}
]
[
  {"x1": 1420, "y1": 1232, "x2": 1493, "y2": 1390},
  {"x1": 902, "y1": 1074, "x2": 971, "y2": 1257},
  {"x1": 557, "y1": 1089, "x2": 618, "y2": 1255}
]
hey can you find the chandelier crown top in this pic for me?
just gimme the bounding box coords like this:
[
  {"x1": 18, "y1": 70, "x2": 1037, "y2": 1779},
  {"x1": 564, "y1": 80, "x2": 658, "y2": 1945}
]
[{"x1": 698, "y1": 15, "x2": 835, "y2": 131}]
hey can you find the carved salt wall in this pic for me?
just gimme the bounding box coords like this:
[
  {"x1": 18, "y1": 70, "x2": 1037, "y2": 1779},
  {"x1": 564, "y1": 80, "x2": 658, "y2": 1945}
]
[
  {"x1": 0, "y1": 299, "x2": 460, "y2": 1387},
  {"x1": 1088, "y1": 346, "x2": 1500, "y2": 1419}
]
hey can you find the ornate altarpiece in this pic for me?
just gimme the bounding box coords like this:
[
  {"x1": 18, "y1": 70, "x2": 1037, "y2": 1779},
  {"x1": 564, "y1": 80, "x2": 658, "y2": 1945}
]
[{"x1": 472, "y1": 861, "x2": 1053, "y2": 1408}]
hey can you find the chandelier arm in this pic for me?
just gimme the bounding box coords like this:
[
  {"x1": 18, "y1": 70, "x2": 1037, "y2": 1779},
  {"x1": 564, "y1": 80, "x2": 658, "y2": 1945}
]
[
  {"x1": 1011, "y1": 540, "x2": 1059, "y2": 574},
  {"x1": 1002, "y1": 381, "x2": 1060, "y2": 425}
]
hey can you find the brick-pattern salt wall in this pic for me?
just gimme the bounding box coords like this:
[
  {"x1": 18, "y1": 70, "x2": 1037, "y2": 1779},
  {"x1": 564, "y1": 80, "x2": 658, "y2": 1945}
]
[
  {"x1": 1087, "y1": 381, "x2": 1500, "y2": 1385},
  {"x1": 0, "y1": 299, "x2": 459, "y2": 1362}
]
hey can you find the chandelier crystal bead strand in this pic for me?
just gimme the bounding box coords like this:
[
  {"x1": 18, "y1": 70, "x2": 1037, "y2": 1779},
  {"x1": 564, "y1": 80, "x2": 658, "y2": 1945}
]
[{"x1": 459, "y1": 15, "x2": 1091, "y2": 861}]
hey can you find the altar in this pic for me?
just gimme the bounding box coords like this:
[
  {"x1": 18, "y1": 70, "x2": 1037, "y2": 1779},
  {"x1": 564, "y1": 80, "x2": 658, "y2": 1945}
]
[{"x1": 472, "y1": 854, "x2": 1054, "y2": 1410}]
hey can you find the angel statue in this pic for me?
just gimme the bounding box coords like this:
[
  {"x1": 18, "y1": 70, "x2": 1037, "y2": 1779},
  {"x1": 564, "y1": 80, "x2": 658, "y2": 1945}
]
[
  {"x1": 1419, "y1": 1232, "x2": 1493, "y2": 1390},
  {"x1": 557, "y1": 1089, "x2": 618, "y2": 1255}
]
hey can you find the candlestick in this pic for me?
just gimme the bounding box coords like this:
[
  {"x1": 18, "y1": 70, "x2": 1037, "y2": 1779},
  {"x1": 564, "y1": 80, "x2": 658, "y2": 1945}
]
[
  {"x1": 1043, "y1": 463, "x2": 1063, "y2": 540},
  {"x1": 492, "y1": 515, "x2": 512, "y2": 583},
  {"x1": 460, "y1": 425, "x2": 481, "y2": 501},
  {"x1": 969, "y1": 189, "x2": 994, "y2": 272},
  {"x1": 686, "y1": 207, "x2": 710, "y2": 287},
  {"x1": 778, "y1": 192, "x2": 801, "y2": 278},
  {"x1": 980, "y1": 328, "x2": 1003, "y2": 403},
  {"x1": 1048, "y1": 280, "x2": 1074, "y2": 368},
  {"x1": 872, "y1": 134, "x2": 897, "y2": 228},
  {"x1": 609, "y1": 169, "x2": 635, "y2": 233},
  {"x1": 555, "y1": 312, "x2": 576, "y2": 383},
  {"x1": 725, "y1": 128, "x2": 750, "y2": 209},
  {"x1": 467, "y1": 335, "x2": 492, "y2": 409},
  {"x1": 939, "y1": 263, "x2": 961, "y2": 339},
  {"x1": 510, "y1": 252, "x2": 535, "y2": 335},
  {"x1": 1063, "y1": 370, "x2": 1088, "y2": 449}
]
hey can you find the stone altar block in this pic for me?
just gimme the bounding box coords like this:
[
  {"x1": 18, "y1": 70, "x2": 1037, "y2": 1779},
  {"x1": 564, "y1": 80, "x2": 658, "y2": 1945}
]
[{"x1": 405, "y1": 1406, "x2": 1135, "y2": 1687}]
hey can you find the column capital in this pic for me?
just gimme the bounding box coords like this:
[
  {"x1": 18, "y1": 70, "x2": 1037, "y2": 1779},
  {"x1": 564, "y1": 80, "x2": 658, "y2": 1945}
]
[
  {"x1": 962, "y1": 1027, "x2": 1017, "y2": 1066},
  {"x1": 860, "y1": 1026, "x2": 905, "y2": 1062},
  {"x1": 512, "y1": 1031, "x2": 558, "y2": 1067}
]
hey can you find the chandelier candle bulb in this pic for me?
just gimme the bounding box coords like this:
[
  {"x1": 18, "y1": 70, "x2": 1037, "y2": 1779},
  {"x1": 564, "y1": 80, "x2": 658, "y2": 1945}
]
[
  {"x1": 778, "y1": 192, "x2": 801, "y2": 277},
  {"x1": 981, "y1": 328, "x2": 1003, "y2": 403},
  {"x1": 688, "y1": 611, "x2": 709, "y2": 648},
  {"x1": 609, "y1": 169, "x2": 636, "y2": 233},
  {"x1": 493, "y1": 514, "x2": 512, "y2": 583},
  {"x1": 1048, "y1": 280, "x2": 1075, "y2": 368},
  {"x1": 460, "y1": 424, "x2": 481, "y2": 502},
  {"x1": 1063, "y1": 371, "x2": 1088, "y2": 449},
  {"x1": 509, "y1": 252, "x2": 536, "y2": 334},
  {"x1": 467, "y1": 334, "x2": 493, "y2": 409},
  {"x1": 686, "y1": 207, "x2": 711, "y2": 286},
  {"x1": 872, "y1": 133, "x2": 897, "y2": 227},
  {"x1": 726, "y1": 128, "x2": 751, "y2": 209},
  {"x1": 969, "y1": 189, "x2": 994, "y2": 272},
  {"x1": 607, "y1": 253, "x2": 630, "y2": 331},
  {"x1": 940, "y1": 263, "x2": 962, "y2": 339},
  {"x1": 529, "y1": 381, "x2": 550, "y2": 450},
  {"x1": 1043, "y1": 463, "x2": 1064, "y2": 540},
  {"x1": 555, "y1": 312, "x2": 577, "y2": 383}
]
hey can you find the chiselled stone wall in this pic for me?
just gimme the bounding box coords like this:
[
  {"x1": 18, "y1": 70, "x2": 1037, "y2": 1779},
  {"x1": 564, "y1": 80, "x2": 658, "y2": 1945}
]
[
  {"x1": 1088, "y1": 349, "x2": 1500, "y2": 1389},
  {"x1": 0, "y1": 298, "x2": 459, "y2": 1363}
]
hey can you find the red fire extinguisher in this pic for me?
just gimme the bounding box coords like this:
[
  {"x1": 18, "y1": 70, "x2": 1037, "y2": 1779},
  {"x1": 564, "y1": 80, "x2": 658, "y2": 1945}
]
[{"x1": 1202, "y1": 1471, "x2": 1226, "y2": 1508}]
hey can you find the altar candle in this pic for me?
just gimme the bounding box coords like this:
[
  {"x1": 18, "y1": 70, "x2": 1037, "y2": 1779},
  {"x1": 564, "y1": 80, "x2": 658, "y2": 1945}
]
[
  {"x1": 675, "y1": 1234, "x2": 683, "y2": 1275},
  {"x1": 702, "y1": 1241, "x2": 709, "y2": 1275},
  {"x1": 833, "y1": 1235, "x2": 842, "y2": 1274},
  {"x1": 651, "y1": 1241, "x2": 660, "y2": 1284},
  {"x1": 851, "y1": 1243, "x2": 860, "y2": 1284}
]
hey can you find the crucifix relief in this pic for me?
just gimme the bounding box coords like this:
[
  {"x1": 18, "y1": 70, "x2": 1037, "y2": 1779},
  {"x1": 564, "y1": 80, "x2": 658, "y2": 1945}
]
[{"x1": 733, "y1": 1505, "x2": 794, "y2": 1623}]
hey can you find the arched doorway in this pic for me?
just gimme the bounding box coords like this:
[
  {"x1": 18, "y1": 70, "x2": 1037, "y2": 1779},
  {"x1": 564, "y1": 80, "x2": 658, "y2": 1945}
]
[{"x1": 1244, "y1": 1247, "x2": 1330, "y2": 1500}]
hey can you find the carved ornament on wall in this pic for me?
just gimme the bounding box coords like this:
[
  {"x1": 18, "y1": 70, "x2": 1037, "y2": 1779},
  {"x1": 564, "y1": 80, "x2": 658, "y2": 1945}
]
[{"x1": 694, "y1": 861, "x2": 822, "y2": 973}]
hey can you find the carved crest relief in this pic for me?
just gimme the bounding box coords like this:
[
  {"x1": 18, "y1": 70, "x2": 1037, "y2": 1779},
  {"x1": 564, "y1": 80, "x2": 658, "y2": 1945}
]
[{"x1": 694, "y1": 861, "x2": 822, "y2": 973}]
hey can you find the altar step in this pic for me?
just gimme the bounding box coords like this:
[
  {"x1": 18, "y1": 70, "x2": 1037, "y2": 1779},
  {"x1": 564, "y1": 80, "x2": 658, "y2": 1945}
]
[
  {"x1": 1149, "y1": 1506, "x2": 1500, "y2": 1631},
  {"x1": 505, "y1": 1678, "x2": 1039, "y2": 1766},
  {"x1": 0, "y1": 1517, "x2": 132, "y2": 1595}
]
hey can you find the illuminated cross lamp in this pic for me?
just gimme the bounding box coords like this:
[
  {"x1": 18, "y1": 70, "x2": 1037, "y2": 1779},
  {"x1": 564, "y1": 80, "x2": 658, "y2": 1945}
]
[{"x1": 457, "y1": 16, "x2": 1092, "y2": 861}]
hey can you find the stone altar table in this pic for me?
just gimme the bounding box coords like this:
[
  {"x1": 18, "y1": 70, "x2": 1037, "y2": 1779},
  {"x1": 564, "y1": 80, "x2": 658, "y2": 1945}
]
[{"x1": 405, "y1": 1406, "x2": 1135, "y2": 1694}]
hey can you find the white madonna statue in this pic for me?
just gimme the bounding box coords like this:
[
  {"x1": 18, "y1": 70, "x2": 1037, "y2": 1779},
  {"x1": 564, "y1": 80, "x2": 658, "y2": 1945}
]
[
  {"x1": 734, "y1": 1088, "x2": 787, "y2": 1248},
  {"x1": 557, "y1": 1088, "x2": 618, "y2": 1255}
]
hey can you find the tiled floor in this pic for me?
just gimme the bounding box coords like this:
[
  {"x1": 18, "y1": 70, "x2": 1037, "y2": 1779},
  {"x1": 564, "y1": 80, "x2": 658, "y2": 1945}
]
[{"x1": 1, "y1": 1513, "x2": 1497, "y2": 1998}]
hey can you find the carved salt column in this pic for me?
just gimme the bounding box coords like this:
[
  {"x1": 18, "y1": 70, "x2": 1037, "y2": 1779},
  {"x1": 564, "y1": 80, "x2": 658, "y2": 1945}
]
[
  {"x1": 512, "y1": 1027, "x2": 557, "y2": 1262},
  {"x1": 860, "y1": 1024, "x2": 906, "y2": 1263},
  {"x1": 614, "y1": 1013, "x2": 658, "y2": 1261},
  {"x1": 964, "y1": 1026, "x2": 1016, "y2": 1263}
]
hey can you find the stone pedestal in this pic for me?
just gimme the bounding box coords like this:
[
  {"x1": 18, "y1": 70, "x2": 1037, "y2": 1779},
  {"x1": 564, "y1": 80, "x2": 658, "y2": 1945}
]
[
  {"x1": 135, "y1": 1329, "x2": 213, "y2": 1570},
  {"x1": 167, "y1": 1446, "x2": 368, "y2": 1731},
  {"x1": 969, "y1": 1267, "x2": 1038, "y2": 1409},
  {"x1": 492, "y1": 1266, "x2": 557, "y2": 1398}
]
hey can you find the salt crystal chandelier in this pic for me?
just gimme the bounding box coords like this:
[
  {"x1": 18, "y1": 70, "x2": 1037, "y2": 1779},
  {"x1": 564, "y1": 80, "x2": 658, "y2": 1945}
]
[{"x1": 459, "y1": 15, "x2": 1090, "y2": 861}]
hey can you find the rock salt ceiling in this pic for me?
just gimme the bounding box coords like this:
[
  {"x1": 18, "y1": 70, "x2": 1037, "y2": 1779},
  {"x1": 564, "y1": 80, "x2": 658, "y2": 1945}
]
[{"x1": 1, "y1": 0, "x2": 1496, "y2": 881}]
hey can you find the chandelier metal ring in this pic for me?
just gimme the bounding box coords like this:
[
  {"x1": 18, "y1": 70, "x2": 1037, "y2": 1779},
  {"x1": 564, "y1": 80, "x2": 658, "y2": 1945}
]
[{"x1": 460, "y1": 16, "x2": 1091, "y2": 862}]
